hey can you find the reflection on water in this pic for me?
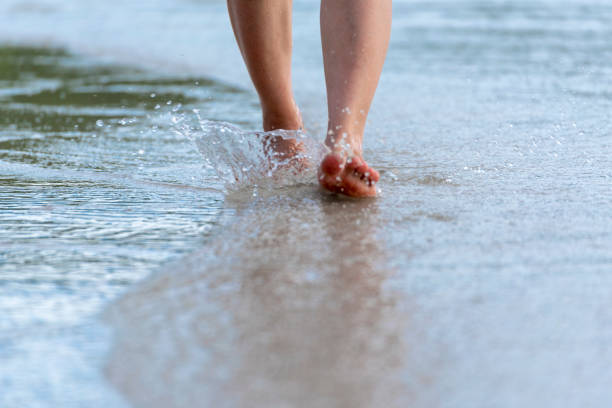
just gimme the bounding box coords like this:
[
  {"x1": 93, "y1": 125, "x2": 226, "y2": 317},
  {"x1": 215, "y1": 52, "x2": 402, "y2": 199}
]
[
  {"x1": 0, "y1": 45, "x2": 249, "y2": 300},
  {"x1": 105, "y1": 189, "x2": 433, "y2": 408},
  {"x1": 0, "y1": 45, "x2": 258, "y2": 407}
]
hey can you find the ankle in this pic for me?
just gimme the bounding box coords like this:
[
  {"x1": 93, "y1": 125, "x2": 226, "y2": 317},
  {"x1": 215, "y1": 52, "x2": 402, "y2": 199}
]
[
  {"x1": 324, "y1": 128, "x2": 362, "y2": 156},
  {"x1": 262, "y1": 103, "x2": 302, "y2": 132}
]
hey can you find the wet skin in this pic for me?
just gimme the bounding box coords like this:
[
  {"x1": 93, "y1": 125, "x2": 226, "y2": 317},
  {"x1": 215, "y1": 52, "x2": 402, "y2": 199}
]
[
  {"x1": 265, "y1": 133, "x2": 380, "y2": 198},
  {"x1": 227, "y1": 0, "x2": 391, "y2": 198},
  {"x1": 318, "y1": 153, "x2": 379, "y2": 198}
]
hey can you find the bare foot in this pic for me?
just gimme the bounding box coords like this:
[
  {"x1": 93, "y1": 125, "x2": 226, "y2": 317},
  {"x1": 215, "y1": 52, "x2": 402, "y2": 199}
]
[
  {"x1": 265, "y1": 135, "x2": 304, "y2": 162},
  {"x1": 263, "y1": 134, "x2": 309, "y2": 174},
  {"x1": 260, "y1": 106, "x2": 310, "y2": 171},
  {"x1": 318, "y1": 153, "x2": 379, "y2": 198}
]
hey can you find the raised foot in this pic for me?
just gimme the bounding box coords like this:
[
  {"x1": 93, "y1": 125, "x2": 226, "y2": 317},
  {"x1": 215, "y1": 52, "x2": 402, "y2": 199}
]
[
  {"x1": 266, "y1": 135, "x2": 303, "y2": 162},
  {"x1": 318, "y1": 153, "x2": 380, "y2": 198},
  {"x1": 263, "y1": 134, "x2": 310, "y2": 174}
]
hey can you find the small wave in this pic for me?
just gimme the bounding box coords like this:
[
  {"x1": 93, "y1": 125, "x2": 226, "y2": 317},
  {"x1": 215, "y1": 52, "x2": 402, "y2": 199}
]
[{"x1": 175, "y1": 114, "x2": 327, "y2": 191}]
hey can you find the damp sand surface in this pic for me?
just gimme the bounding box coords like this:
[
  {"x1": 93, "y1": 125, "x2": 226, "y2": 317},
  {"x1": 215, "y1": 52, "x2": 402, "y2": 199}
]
[{"x1": 1, "y1": 1, "x2": 612, "y2": 407}]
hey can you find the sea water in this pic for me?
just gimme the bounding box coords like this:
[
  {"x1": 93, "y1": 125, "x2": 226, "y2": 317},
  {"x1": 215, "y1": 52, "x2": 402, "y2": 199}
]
[{"x1": 1, "y1": 0, "x2": 611, "y2": 407}]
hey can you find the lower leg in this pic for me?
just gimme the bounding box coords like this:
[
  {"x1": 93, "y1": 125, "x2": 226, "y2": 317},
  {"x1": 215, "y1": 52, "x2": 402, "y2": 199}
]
[
  {"x1": 227, "y1": 0, "x2": 301, "y2": 131},
  {"x1": 319, "y1": 0, "x2": 392, "y2": 196}
]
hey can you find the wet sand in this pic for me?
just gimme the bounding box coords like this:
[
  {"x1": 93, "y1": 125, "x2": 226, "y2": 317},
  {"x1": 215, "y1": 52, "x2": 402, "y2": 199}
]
[{"x1": 105, "y1": 189, "x2": 419, "y2": 407}]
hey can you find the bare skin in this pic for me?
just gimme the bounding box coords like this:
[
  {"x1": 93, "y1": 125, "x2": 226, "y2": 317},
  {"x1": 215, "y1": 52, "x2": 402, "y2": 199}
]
[{"x1": 227, "y1": 0, "x2": 391, "y2": 197}]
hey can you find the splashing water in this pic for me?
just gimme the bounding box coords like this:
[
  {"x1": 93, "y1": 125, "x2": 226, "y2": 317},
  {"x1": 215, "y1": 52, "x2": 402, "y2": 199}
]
[{"x1": 178, "y1": 114, "x2": 328, "y2": 191}]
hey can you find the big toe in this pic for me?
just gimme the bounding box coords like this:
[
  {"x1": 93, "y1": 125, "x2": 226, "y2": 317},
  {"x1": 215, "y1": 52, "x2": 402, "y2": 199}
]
[{"x1": 320, "y1": 154, "x2": 343, "y2": 176}]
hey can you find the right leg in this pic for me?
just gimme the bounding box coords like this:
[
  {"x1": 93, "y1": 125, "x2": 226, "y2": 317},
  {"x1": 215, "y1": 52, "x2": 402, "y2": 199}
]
[
  {"x1": 318, "y1": 0, "x2": 391, "y2": 197},
  {"x1": 227, "y1": 0, "x2": 302, "y2": 132}
]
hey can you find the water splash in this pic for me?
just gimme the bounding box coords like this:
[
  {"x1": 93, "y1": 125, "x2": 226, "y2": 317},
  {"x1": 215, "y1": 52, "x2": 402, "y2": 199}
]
[{"x1": 175, "y1": 113, "x2": 327, "y2": 191}]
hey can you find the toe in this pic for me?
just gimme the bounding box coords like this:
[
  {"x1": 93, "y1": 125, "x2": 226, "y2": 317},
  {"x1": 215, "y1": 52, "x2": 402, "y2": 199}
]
[
  {"x1": 356, "y1": 164, "x2": 369, "y2": 175},
  {"x1": 369, "y1": 168, "x2": 380, "y2": 182},
  {"x1": 356, "y1": 162, "x2": 379, "y2": 183}
]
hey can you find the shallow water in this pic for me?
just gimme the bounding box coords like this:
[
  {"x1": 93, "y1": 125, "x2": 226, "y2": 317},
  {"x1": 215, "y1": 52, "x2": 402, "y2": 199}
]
[{"x1": 1, "y1": 0, "x2": 612, "y2": 407}]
